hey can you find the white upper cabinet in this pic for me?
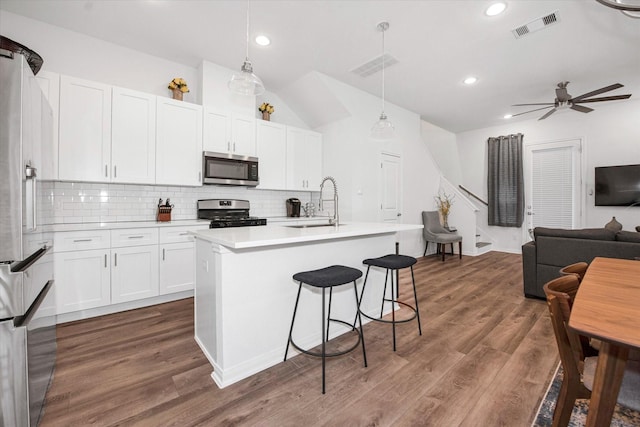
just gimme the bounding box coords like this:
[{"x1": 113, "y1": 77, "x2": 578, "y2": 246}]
[
  {"x1": 256, "y1": 121, "x2": 287, "y2": 190},
  {"x1": 156, "y1": 98, "x2": 203, "y2": 186},
  {"x1": 286, "y1": 127, "x2": 323, "y2": 191},
  {"x1": 35, "y1": 70, "x2": 60, "y2": 180},
  {"x1": 111, "y1": 87, "x2": 156, "y2": 184},
  {"x1": 203, "y1": 108, "x2": 256, "y2": 156},
  {"x1": 58, "y1": 75, "x2": 112, "y2": 182}
]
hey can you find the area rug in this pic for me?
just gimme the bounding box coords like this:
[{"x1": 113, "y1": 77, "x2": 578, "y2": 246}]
[{"x1": 532, "y1": 365, "x2": 640, "y2": 427}]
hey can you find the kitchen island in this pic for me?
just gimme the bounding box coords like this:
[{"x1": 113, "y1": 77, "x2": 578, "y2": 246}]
[{"x1": 191, "y1": 222, "x2": 422, "y2": 388}]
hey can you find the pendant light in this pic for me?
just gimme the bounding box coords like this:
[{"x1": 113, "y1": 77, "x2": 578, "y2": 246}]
[
  {"x1": 228, "y1": 0, "x2": 265, "y2": 96},
  {"x1": 371, "y1": 21, "x2": 394, "y2": 140}
]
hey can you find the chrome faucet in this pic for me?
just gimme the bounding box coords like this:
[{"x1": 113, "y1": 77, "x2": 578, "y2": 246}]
[{"x1": 319, "y1": 176, "x2": 339, "y2": 225}]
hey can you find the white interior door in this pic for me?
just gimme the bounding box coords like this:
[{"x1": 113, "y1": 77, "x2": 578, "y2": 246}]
[
  {"x1": 523, "y1": 139, "x2": 582, "y2": 242},
  {"x1": 380, "y1": 153, "x2": 402, "y2": 223}
]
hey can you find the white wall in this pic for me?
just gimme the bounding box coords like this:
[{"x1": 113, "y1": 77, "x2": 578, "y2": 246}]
[
  {"x1": 314, "y1": 73, "x2": 442, "y2": 257},
  {"x1": 0, "y1": 11, "x2": 200, "y2": 102},
  {"x1": 456, "y1": 99, "x2": 640, "y2": 253},
  {"x1": 421, "y1": 121, "x2": 462, "y2": 185}
]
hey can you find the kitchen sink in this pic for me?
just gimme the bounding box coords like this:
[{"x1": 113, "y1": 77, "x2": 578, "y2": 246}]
[{"x1": 285, "y1": 223, "x2": 341, "y2": 228}]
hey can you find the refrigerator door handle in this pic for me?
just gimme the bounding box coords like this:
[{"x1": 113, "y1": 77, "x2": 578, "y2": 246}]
[
  {"x1": 13, "y1": 279, "x2": 54, "y2": 328},
  {"x1": 10, "y1": 245, "x2": 49, "y2": 273},
  {"x1": 25, "y1": 164, "x2": 38, "y2": 231}
]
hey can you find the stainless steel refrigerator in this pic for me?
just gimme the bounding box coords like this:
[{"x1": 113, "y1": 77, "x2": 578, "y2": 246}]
[{"x1": 1, "y1": 48, "x2": 56, "y2": 426}]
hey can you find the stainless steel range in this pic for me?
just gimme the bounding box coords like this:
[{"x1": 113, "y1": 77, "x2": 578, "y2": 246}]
[{"x1": 197, "y1": 199, "x2": 267, "y2": 228}]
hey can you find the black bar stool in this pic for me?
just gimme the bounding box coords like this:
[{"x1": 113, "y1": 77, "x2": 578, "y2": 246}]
[
  {"x1": 358, "y1": 254, "x2": 421, "y2": 351},
  {"x1": 284, "y1": 265, "x2": 367, "y2": 394}
]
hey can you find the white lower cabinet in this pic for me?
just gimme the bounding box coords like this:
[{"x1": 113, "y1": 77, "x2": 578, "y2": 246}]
[
  {"x1": 111, "y1": 245, "x2": 159, "y2": 303},
  {"x1": 51, "y1": 224, "x2": 204, "y2": 320},
  {"x1": 54, "y1": 249, "x2": 111, "y2": 314},
  {"x1": 159, "y1": 242, "x2": 195, "y2": 294}
]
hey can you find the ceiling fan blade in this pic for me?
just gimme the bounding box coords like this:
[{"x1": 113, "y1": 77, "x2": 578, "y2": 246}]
[
  {"x1": 570, "y1": 104, "x2": 594, "y2": 113},
  {"x1": 511, "y1": 106, "x2": 554, "y2": 117},
  {"x1": 573, "y1": 94, "x2": 632, "y2": 103},
  {"x1": 512, "y1": 103, "x2": 555, "y2": 106},
  {"x1": 571, "y1": 83, "x2": 623, "y2": 102},
  {"x1": 538, "y1": 108, "x2": 557, "y2": 120}
]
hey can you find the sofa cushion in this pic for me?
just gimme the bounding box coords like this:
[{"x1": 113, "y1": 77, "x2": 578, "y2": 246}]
[
  {"x1": 616, "y1": 231, "x2": 640, "y2": 243},
  {"x1": 534, "y1": 227, "x2": 616, "y2": 241}
]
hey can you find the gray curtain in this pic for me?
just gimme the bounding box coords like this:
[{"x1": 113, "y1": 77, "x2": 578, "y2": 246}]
[{"x1": 487, "y1": 133, "x2": 524, "y2": 227}]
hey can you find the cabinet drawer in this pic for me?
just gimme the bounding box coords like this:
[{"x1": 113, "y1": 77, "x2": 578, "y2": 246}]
[
  {"x1": 111, "y1": 228, "x2": 159, "y2": 248},
  {"x1": 159, "y1": 225, "x2": 208, "y2": 244},
  {"x1": 54, "y1": 230, "x2": 110, "y2": 252},
  {"x1": 24, "y1": 232, "x2": 54, "y2": 254}
]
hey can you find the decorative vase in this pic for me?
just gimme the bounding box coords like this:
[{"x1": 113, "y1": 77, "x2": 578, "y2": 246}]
[
  {"x1": 440, "y1": 212, "x2": 449, "y2": 229},
  {"x1": 262, "y1": 111, "x2": 270, "y2": 121},
  {"x1": 171, "y1": 88, "x2": 183, "y2": 101},
  {"x1": 605, "y1": 216, "x2": 622, "y2": 232}
]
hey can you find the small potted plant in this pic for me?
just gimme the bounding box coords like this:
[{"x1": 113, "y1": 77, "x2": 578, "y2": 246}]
[
  {"x1": 168, "y1": 77, "x2": 189, "y2": 101},
  {"x1": 258, "y1": 102, "x2": 275, "y2": 121}
]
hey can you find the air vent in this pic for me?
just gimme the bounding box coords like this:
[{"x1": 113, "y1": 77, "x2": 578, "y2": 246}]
[
  {"x1": 351, "y1": 53, "x2": 398, "y2": 78},
  {"x1": 512, "y1": 11, "x2": 560, "y2": 39}
]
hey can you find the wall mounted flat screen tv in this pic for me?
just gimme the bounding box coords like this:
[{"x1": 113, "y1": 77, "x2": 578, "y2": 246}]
[{"x1": 595, "y1": 164, "x2": 640, "y2": 206}]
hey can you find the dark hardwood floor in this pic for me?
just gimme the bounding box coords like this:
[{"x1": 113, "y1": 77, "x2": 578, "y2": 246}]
[{"x1": 40, "y1": 251, "x2": 558, "y2": 426}]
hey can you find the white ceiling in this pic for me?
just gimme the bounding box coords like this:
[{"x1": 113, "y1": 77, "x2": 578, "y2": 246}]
[{"x1": 2, "y1": 0, "x2": 639, "y2": 133}]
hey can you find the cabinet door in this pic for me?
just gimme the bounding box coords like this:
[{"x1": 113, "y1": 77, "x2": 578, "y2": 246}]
[
  {"x1": 286, "y1": 127, "x2": 323, "y2": 191},
  {"x1": 111, "y1": 245, "x2": 159, "y2": 303},
  {"x1": 203, "y1": 108, "x2": 231, "y2": 153},
  {"x1": 256, "y1": 121, "x2": 287, "y2": 190},
  {"x1": 159, "y1": 242, "x2": 195, "y2": 294},
  {"x1": 231, "y1": 114, "x2": 256, "y2": 156},
  {"x1": 35, "y1": 71, "x2": 59, "y2": 180},
  {"x1": 58, "y1": 76, "x2": 111, "y2": 182},
  {"x1": 156, "y1": 98, "x2": 203, "y2": 186},
  {"x1": 54, "y1": 249, "x2": 110, "y2": 314},
  {"x1": 111, "y1": 87, "x2": 156, "y2": 184},
  {"x1": 304, "y1": 130, "x2": 323, "y2": 191}
]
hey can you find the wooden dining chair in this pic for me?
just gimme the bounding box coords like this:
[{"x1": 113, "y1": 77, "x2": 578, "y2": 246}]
[
  {"x1": 558, "y1": 262, "x2": 588, "y2": 282},
  {"x1": 544, "y1": 275, "x2": 640, "y2": 427}
]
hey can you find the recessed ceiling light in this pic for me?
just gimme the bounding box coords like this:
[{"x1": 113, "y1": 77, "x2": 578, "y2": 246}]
[
  {"x1": 463, "y1": 76, "x2": 478, "y2": 85},
  {"x1": 486, "y1": 2, "x2": 507, "y2": 16},
  {"x1": 255, "y1": 35, "x2": 271, "y2": 46},
  {"x1": 504, "y1": 114, "x2": 513, "y2": 119}
]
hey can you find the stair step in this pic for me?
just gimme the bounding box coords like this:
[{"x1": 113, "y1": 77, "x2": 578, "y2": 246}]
[{"x1": 476, "y1": 242, "x2": 491, "y2": 248}]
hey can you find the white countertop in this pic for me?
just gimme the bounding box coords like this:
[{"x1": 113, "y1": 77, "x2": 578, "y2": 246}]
[
  {"x1": 38, "y1": 219, "x2": 211, "y2": 233},
  {"x1": 191, "y1": 222, "x2": 423, "y2": 249}
]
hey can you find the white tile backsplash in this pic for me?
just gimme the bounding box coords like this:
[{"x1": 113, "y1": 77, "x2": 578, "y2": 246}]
[{"x1": 39, "y1": 181, "x2": 318, "y2": 225}]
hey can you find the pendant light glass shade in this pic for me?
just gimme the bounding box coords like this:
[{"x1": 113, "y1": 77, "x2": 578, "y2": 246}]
[
  {"x1": 229, "y1": 1, "x2": 265, "y2": 96},
  {"x1": 229, "y1": 59, "x2": 265, "y2": 96},
  {"x1": 371, "y1": 21, "x2": 394, "y2": 139}
]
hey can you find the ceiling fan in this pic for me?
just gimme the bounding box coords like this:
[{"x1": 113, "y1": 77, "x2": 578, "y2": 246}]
[{"x1": 512, "y1": 81, "x2": 632, "y2": 120}]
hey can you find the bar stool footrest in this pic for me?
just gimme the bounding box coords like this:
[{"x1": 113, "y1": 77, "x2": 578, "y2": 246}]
[
  {"x1": 360, "y1": 300, "x2": 418, "y2": 324},
  {"x1": 289, "y1": 319, "x2": 363, "y2": 358}
]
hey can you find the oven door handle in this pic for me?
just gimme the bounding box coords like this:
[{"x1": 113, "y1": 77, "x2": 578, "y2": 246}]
[{"x1": 13, "y1": 279, "x2": 54, "y2": 328}]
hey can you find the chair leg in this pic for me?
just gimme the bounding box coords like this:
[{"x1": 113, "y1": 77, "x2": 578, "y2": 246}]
[
  {"x1": 353, "y1": 282, "x2": 367, "y2": 367},
  {"x1": 321, "y1": 287, "x2": 326, "y2": 395},
  {"x1": 354, "y1": 266, "x2": 371, "y2": 328},
  {"x1": 326, "y1": 287, "x2": 333, "y2": 340},
  {"x1": 423, "y1": 241, "x2": 428, "y2": 257},
  {"x1": 380, "y1": 270, "x2": 389, "y2": 318},
  {"x1": 410, "y1": 266, "x2": 422, "y2": 336},
  {"x1": 390, "y1": 268, "x2": 396, "y2": 352},
  {"x1": 552, "y1": 375, "x2": 590, "y2": 427},
  {"x1": 458, "y1": 241, "x2": 462, "y2": 259},
  {"x1": 441, "y1": 244, "x2": 445, "y2": 262},
  {"x1": 284, "y1": 282, "x2": 303, "y2": 361}
]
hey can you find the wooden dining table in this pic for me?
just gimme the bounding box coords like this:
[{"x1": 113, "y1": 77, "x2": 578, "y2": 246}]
[{"x1": 569, "y1": 257, "x2": 640, "y2": 427}]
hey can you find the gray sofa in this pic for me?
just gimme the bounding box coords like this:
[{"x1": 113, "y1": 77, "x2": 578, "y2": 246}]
[{"x1": 522, "y1": 227, "x2": 640, "y2": 299}]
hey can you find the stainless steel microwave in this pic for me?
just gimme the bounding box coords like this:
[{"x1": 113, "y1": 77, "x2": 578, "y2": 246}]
[{"x1": 202, "y1": 151, "x2": 259, "y2": 186}]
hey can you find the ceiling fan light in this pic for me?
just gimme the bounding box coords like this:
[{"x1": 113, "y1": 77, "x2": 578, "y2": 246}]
[
  {"x1": 371, "y1": 113, "x2": 395, "y2": 140},
  {"x1": 228, "y1": 60, "x2": 265, "y2": 96}
]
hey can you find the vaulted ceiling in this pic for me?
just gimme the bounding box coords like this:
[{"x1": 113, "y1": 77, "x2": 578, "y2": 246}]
[{"x1": 2, "y1": 0, "x2": 639, "y2": 133}]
